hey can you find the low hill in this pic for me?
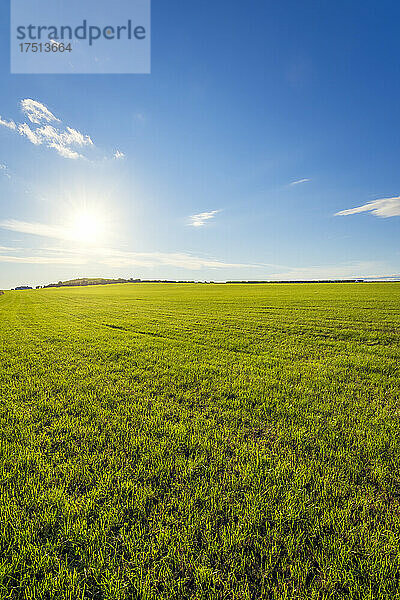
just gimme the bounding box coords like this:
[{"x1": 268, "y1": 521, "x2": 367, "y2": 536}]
[{"x1": 43, "y1": 277, "x2": 141, "y2": 289}]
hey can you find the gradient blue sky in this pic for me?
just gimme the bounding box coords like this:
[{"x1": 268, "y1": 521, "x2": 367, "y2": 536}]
[{"x1": 1, "y1": 0, "x2": 400, "y2": 288}]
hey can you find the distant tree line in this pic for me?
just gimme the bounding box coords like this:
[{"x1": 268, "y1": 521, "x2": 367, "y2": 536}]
[{"x1": 226, "y1": 280, "x2": 367, "y2": 284}]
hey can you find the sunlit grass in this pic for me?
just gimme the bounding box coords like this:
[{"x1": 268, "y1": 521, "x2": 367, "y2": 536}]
[{"x1": 0, "y1": 283, "x2": 399, "y2": 599}]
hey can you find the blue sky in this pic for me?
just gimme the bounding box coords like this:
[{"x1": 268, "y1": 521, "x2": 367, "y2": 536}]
[{"x1": 1, "y1": 0, "x2": 400, "y2": 288}]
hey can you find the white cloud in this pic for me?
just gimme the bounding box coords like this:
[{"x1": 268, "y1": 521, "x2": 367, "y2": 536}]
[
  {"x1": 64, "y1": 127, "x2": 93, "y2": 146},
  {"x1": 0, "y1": 218, "x2": 258, "y2": 270},
  {"x1": 0, "y1": 219, "x2": 73, "y2": 241},
  {"x1": 189, "y1": 210, "x2": 221, "y2": 228},
  {"x1": 0, "y1": 99, "x2": 94, "y2": 160},
  {"x1": 3, "y1": 218, "x2": 389, "y2": 279},
  {"x1": 98, "y1": 249, "x2": 255, "y2": 270},
  {"x1": 0, "y1": 254, "x2": 85, "y2": 265},
  {"x1": 0, "y1": 239, "x2": 391, "y2": 278},
  {"x1": 0, "y1": 116, "x2": 16, "y2": 130},
  {"x1": 20, "y1": 99, "x2": 60, "y2": 125},
  {"x1": 289, "y1": 178, "x2": 311, "y2": 186},
  {"x1": 37, "y1": 125, "x2": 93, "y2": 147},
  {"x1": 0, "y1": 246, "x2": 255, "y2": 270},
  {"x1": 47, "y1": 143, "x2": 81, "y2": 160},
  {"x1": 335, "y1": 196, "x2": 400, "y2": 218},
  {"x1": 0, "y1": 245, "x2": 19, "y2": 251},
  {"x1": 114, "y1": 150, "x2": 125, "y2": 159},
  {"x1": 0, "y1": 249, "x2": 252, "y2": 271},
  {"x1": 18, "y1": 123, "x2": 42, "y2": 145}
]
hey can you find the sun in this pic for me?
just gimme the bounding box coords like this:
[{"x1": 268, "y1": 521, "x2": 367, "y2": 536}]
[{"x1": 69, "y1": 210, "x2": 106, "y2": 244}]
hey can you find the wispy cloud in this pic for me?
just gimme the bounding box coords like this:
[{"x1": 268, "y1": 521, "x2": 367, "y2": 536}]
[
  {"x1": 98, "y1": 249, "x2": 255, "y2": 270},
  {"x1": 18, "y1": 123, "x2": 41, "y2": 145},
  {"x1": 0, "y1": 245, "x2": 20, "y2": 252},
  {"x1": 2, "y1": 219, "x2": 388, "y2": 279},
  {"x1": 39, "y1": 244, "x2": 263, "y2": 269},
  {"x1": 0, "y1": 219, "x2": 76, "y2": 241},
  {"x1": 0, "y1": 254, "x2": 86, "y2": 265},
  {"x1": 0, "y1": 246, "x2": 256, "y2": 270},
  {"x1": 0, "y1": 116, "x2": 16, "y2": 130},
  {"x1": 189, "y1": 210, "x2": 221, "y2": 228},
  {"x1": 0, "y1": 240, "x2": 390, "y2": 279},
  {"x1": 37, "y1": 125, "x2": 93, "y2": 147},
  {"x1": 0, "y1": 163, "x2": 11, "y2": 179},
  {"x1": 20, "y1": 99, "x2": 60, "y2": 125},
  {"x1": 335, "y1": 196, "x2": 400, "y2": 218},
  {"x1": 0, "y1": 218, "x2": 257, "y2": 270},
  {"x1": 114, "y1": 150, "x2": 125, "y2": 159},
  {"x1": 47, "y1": 143, "x2": 81, "y2": 160},
  {"x1": 289, "y1": 178, "x2": 311, "y2": 186},
  {"x1": 0, "y1": 99, "x2": 93, "y2": 160},
  {"x1": 269, "y1": 261, "x2": 386, "y2": 281}
]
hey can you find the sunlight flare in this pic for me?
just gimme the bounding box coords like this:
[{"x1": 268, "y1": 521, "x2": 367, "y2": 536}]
[{"x1": 69, "y1": 209, "x2": 107, "y2": 244}]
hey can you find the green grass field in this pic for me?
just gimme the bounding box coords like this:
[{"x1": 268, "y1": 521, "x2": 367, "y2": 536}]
[{"x1": 0, "y1": 283, "x2": 399, "y2": 600}]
